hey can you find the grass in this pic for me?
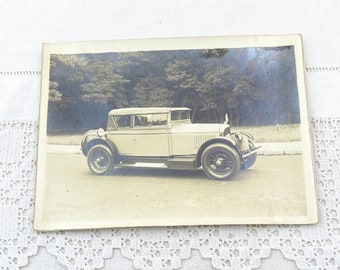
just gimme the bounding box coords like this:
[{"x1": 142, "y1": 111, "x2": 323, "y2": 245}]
[
  {"x1": 233, "y1": 124, "x2": 301, "y2": 142},
  {"x1": 47, "y1": 124, "x2": 301, "y2": 145}
]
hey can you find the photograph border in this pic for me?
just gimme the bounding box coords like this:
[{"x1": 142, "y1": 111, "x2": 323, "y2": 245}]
[{"x1": 34, "y1": 35, "x2": 318, "y2": 231}]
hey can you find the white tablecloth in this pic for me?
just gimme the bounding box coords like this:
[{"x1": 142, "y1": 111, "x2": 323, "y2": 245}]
[{"x1": 0, "y1": 1, "x2": 339, "y2": 269}]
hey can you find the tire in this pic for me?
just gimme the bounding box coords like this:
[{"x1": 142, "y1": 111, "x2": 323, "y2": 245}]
[
  {"x1": 87, "y1": 144, "x2": 114, "y2": 175},
  {"x1": 201, "y1": 143, "x2": 240, "y2": 180},
  {"x1": 241, "y1": 141, "x2": 257, "y2": 170}
]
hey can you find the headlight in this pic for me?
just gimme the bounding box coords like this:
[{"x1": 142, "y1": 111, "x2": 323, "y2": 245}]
[{"x1": 97, "y1": 128, "x2": 106, "y2": 137}]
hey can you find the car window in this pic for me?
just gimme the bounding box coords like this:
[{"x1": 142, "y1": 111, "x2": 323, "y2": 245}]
[
  {"x1": 135, "y1": 113, "x2": 168, "y2": 127},
  {"x1": 135, "y1": 115, "x2": 148, "y2": 126},
  {"x1": 114, "y1": 115, "x2": 131, "y2": 128},
  {"x1": 171, "y1": 111, "x2": 190, "y2": 121}
]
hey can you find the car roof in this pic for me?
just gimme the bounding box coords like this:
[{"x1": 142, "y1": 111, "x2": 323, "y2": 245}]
[{"x1": 108, "y1": 107, "x2": 191, "y2": 116}]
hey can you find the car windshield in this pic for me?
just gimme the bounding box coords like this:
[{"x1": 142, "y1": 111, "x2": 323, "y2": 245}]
[
  {"x1": 171, "y1": 111, "x2": 190, "y2": 122},
  {"x1": 107, "y1": 115, "x2": 116, "y2": 129}
]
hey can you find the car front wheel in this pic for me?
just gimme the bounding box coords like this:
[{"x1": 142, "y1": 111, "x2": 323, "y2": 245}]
[
  {"x1": 87, "y1": 144, "x2": 114, "y2": 175},
  {"x1": 201, "y1": 143, "x2": 240, "y2": 180}
]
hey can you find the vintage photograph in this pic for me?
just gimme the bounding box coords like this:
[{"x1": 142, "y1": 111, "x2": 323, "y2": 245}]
[{"x1": 34, "y1": 35, "x2": 318, "y2": 230}]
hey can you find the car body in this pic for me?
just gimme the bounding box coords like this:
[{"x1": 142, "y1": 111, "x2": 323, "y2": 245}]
[{"x1": 81, "y1": 107, "x2": 259, "y2": 180}]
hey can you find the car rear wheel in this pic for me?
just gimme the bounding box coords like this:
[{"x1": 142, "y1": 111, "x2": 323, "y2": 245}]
[
  {"x1": 201, "y1": 143, "x2": 240, "y2": 180},
  {"x1": 87, "y1": 144, "x2": 114, "y2": 175}
]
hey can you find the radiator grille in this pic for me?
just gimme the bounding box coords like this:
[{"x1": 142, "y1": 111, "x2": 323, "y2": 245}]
[{"x1": 194, "y1": 133, "x2": 218, "y2": 149}]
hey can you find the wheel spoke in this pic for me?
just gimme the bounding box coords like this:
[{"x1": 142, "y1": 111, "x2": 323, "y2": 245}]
[
  {"x1": 202, "y1": 143, "x2": 240, "y2": 180},
  {"x1": 89, "y1": 148, "x2": 111, "y2": 173},
  {"x1": 208, "y1": 149, "x2": 233, "y2": 174},
  {"x1": 95, "y1": 150, "x2": 108, "y2": 168}
]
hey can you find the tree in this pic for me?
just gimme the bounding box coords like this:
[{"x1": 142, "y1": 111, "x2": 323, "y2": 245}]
[
  {"x1": 131, "y1": 76, "x2": 173, "y2": 107},
  {"x1": 166, "y1": 59, "x2": 199, "y2": 107},
  {"x1": 197, "y1": 66, "x2": 238, "y2": 122},
  {"x1": 48, "y1": 54, "x2": 88, "y2": 132},
  {"x1": 165, "y1": 59, "x2": 203, "y2": 121},
  {"x1": 227, "y1": 76, "x2": 263, "y2": 125},
  {"x1": 80, "y1": 60, "x2": 130, "y2": 108},
  {"x1": 201, "y1": 49, "x2": 229, "y2": 58},
  {"x1": 49, "y1": 54, "x2": 87, "y2": 103},
  {"x1": 49, "y1": 81, "x2": 62, "y2": 103},
  {"x1": 47, "y1": 46, "x2": 300, "y2": 133}
]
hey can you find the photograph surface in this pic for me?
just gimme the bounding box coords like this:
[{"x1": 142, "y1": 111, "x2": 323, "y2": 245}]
[{"x1": 34, "y1": 35, "x2": 317, "y2": 230}]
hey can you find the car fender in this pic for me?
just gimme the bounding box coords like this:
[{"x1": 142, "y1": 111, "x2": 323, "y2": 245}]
[
  {"x1": 229, "y1": 132, "x2": 256, "y2": 152},
  {"x1": 82, "y1": 138, "x2": 118, "y2": 157},
  {"x1": 196, "y1": 137, "x2": 241, "y2": 168}
]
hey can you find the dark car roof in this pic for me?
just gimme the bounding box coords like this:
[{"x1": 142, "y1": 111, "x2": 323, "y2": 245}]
[{"x1": 108, "y1": 107, "x2": 191, "y2": 116}]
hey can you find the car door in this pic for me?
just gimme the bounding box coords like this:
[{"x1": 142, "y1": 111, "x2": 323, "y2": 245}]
[
  {"x1": 106, "y1": 114, "x2": 136, "y2": 155},
  {"x1": 130, "y1": 113, "x2": 171, "y2": 157}
]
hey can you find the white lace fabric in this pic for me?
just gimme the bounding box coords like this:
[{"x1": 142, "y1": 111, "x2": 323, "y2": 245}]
[{"x1": 0, "y1": 117, "x2": 339, "y2": 270}]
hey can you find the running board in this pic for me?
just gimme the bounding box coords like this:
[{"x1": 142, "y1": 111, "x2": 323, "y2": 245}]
[
  {"x1": 166, "y1": 158, "x2": 196, "y2": 170},
  {"x1": 116, "y1": 162, "x2": 167, "y2": 168},
  {"x1": 116, "y1": 157, "x2": 197, "y2": 170}
]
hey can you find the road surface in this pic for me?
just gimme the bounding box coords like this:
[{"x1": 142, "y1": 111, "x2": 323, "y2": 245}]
[{"x1": 36, "y1": 153, "x2": 309, "y2": 230}]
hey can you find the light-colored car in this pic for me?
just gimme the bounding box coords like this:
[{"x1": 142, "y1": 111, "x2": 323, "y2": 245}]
[{"x1": 81, "y1": 107, "x2": 259, "y2": 180}]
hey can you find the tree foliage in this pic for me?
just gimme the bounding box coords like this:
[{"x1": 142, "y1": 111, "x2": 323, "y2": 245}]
[
  {"x1": 80, "y1": 60, "x2": 130, "y2": 107},
  {"x1": 47, "y1": 47, "x2": 300, "y2": 133},
  {"x1": 132, "y1": 76, "x2": 173, "y2": 107},
  {"x1": 166, "y1": 60, "x2": 198, "y2": 106}
]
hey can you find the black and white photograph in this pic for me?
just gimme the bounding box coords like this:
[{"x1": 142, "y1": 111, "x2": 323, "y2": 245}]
[{"x1": 34, "y1": 35, "x2": 317, "y2": 230}]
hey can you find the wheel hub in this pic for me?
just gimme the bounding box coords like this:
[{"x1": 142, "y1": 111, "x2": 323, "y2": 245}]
[
  {"x1": 215, "y1": 158, "x2": 223, "y2": 166},
  {"x1": 95, "y1": 157, "x2": 103, "y2": 163}
]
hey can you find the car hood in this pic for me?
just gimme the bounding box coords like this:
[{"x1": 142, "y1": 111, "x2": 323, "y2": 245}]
[{"x1": 170, "y1": 123, "x2": 229, "y2": 134}]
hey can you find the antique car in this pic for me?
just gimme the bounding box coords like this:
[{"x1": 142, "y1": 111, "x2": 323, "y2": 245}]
[{"x1": 81, "y1": 107, "x2": 259, "y2": 180}]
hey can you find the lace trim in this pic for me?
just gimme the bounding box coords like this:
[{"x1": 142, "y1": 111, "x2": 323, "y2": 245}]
[
  {"x1": 0, "y1": 118, "x2": 339, "y2": 270},
  {"x1": 305, "y1": 67, "x2": 340, "y2": 72},
  {"x1": 0, "y1": 71, "x2": 41, "y2": 76}
]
